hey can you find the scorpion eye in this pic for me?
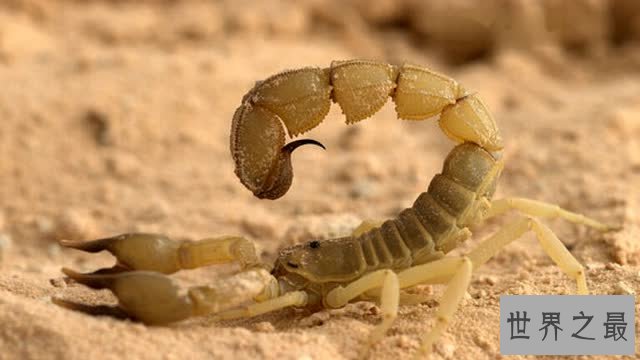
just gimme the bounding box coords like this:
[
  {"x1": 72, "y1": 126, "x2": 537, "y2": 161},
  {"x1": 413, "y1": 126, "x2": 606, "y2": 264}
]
[
  {"x1": 309, "y1": 240, "x2": 320, "y2": 249},
  {"x1": 287, "y1": 261, "x2": 299, "y2": 268}
]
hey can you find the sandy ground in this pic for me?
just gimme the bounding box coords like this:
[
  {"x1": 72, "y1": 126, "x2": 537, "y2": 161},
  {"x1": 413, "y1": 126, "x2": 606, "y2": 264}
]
[{"x1": 1, "y1": 1, "x2": 640, "y2": 359}]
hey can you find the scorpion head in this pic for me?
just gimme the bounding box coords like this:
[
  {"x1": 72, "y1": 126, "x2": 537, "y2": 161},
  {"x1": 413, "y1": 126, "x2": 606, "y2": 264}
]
[
  {"x1": 272, "y1": 237, "x2": 366, "y2": 286},
  {"x1": 266, "y1": 241, "x2": 320, "y2": 303},
  {"x1": 271, "y1": 241, "x2": 317, "y2": 280}
]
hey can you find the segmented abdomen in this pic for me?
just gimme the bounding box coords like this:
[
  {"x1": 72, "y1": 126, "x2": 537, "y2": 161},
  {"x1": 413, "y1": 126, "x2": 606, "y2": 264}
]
[{"x1": 358, "y1": 142, "x2": 499, "y2": 271}]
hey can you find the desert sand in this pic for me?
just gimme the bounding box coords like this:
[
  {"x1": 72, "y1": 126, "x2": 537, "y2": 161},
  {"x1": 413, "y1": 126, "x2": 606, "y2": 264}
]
[{"x1": 1, "y1": 1, "x2": 640, "y2": 359}]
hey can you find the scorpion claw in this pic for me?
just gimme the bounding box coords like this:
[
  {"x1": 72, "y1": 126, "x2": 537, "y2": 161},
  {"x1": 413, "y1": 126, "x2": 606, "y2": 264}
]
[
  {"x1": 61, "y1": 267, "x2": 117, "y2": 289},
  {"x1": 59, "y1": 234, "x2": 183, "y2": 274},
  {"x1": 59, "y1": 238, "x2": 113, "y2": 252},
  {"x1": 62, "y1": 268, "x2": 195, "y2": 324},
  {"x1": 52, "y1": 297, "x2": 131, "y2": 320},
  {"x1": 62, "y1": 265, "x2": 129, "y2": 279}
]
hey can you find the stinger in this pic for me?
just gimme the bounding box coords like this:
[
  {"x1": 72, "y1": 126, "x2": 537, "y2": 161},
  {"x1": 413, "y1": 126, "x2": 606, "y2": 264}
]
[
  {"x1": 255, "y1": 139, "x2": 326, "y2": 200},
  {"x1": 282, "y1": 138, "x2": 326, "y2": 153}
]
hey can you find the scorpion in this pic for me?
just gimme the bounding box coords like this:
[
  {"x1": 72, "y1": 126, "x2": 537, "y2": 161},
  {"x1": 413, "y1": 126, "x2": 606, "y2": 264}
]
[{"x1": 58, "y1": 60, "x2": 617, "y2": 357}]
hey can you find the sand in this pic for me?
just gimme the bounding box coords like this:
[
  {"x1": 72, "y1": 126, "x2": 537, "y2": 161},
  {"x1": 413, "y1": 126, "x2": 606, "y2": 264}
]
[{"x1": 1, "y1": 1, "x2": 639, "y2": 359}]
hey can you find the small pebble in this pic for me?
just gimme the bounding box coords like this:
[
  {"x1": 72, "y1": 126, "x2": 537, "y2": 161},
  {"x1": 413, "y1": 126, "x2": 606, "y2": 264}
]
[
  {"x1": 479, "y1": 275, "x2": 498, "y2": 285},
  {"x1": 434, "y1": 338, "x2": 456, "y2": 359},
  {"x1": 395, "y1": 335, "x2": 417, "y2": 349},
  {"x1": 360, "y1": 302, "x2": 380, "y2": 316},
  {"x1": 253, "y1": 321, "x2": 275, "y2": 332},
  {"x1": 49, "y1": 277, "x2": 67, "y2": 288},
  {"x1": 605, "y1": 262, "x2": 619, "y2": 270}
]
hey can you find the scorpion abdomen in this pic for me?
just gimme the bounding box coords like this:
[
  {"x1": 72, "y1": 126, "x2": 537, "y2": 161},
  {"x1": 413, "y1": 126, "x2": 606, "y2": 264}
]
[{"x1": 357, "y1": 142, "x2": 501, "y2": 271}]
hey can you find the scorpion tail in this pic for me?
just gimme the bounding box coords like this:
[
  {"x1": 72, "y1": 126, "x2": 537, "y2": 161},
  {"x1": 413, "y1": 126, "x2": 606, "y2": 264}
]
[
  {"x1": 230, "y1": 68, "x2": 332, "y2": 200},
  {"x1": 230, "y1": 60, "x2": 505, "y2": 199}
]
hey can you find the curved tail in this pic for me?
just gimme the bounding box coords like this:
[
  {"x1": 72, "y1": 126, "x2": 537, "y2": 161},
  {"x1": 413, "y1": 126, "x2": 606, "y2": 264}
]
[{"x1": 230, "y1": 60, "x2": 503, "y2": 199}]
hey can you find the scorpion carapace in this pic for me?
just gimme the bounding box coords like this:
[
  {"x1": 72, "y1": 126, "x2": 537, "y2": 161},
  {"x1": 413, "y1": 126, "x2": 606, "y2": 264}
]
[{"x1": 57, "y1": 60, "x2": 618, "y2": 358}]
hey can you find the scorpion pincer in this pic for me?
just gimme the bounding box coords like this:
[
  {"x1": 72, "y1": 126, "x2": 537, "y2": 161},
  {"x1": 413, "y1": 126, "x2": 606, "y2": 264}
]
[{"x1": 57, "y1": 60, "x2": 618, "y2": 358}]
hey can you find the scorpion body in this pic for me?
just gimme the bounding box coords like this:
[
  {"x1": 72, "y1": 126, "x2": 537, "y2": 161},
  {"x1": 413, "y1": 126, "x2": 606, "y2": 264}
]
[
  {"x1": 271, "y1": 142, "x2": 501, "y2": 303},
  {"x1": 58, "y1": 60, "x2": 616, "y2": 358}
]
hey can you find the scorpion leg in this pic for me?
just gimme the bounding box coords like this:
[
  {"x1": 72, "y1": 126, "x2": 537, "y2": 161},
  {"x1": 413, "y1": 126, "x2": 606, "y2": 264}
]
[
  {"x1": 361, "y1": 290, "x2": 434, "y2": 306},
  {"x1": 468, "y1": 216, "x2": 589, "y2": 294},
  {"x1": 211, "y1": 291, "x2": 308, "y2": 321},
  {"x1": 396, "y1": 257, "x2": 472, "y2": 357},
  {"x1": 325, "y1": 270, "x2": 400, "y2": 354},
  {"x1": 60, "y1": 233, "x2": 261, "y2": 274},
  {"x1": 60, "y1": 266, "x2": 275, "y2": 324},
  {"x1": 486, "y1": 197, "x2": 618, "y2": 231}
]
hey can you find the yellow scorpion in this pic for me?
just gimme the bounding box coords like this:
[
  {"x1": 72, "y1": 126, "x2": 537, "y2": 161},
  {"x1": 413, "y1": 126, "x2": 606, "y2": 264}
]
[{"x1": 59, "y1": 60, "x2": 617, "y2": 357}]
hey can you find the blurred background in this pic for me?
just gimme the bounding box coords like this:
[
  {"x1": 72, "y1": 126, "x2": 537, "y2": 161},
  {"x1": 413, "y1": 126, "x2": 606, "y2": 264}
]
[{"x1": 0, "y1": 1, "x2": 638, "y2": 359}]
